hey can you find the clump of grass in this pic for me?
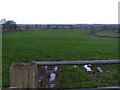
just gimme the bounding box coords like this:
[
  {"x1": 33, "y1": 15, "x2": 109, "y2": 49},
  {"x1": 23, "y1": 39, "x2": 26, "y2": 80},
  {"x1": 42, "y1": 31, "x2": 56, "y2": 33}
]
[{"x1": 57, "y1": 66, "x2": 98, "y2": 88}]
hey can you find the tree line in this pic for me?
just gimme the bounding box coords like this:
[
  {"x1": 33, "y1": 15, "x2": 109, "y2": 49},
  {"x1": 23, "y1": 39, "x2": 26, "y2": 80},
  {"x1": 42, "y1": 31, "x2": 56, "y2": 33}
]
[{"x1": 0, "y1": 19, "x2": 119, "y2": 33}]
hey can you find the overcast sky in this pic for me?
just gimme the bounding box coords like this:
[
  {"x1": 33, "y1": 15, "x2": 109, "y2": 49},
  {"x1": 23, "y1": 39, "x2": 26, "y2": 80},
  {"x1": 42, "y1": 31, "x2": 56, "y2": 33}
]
[{"x1": 0, "y1": 0, "x2": 119, "y2": 24}]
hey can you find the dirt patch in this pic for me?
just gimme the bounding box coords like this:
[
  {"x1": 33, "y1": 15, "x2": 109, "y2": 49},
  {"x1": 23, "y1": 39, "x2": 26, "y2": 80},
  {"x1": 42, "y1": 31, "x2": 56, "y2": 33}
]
[
  {"x1": 37, "y1": 66, "x2": 61, "y2": 88},
  {"x1": 37, "y1": 64, "x2": 120, "y2": 88},
  {"x1": 88, "y1": 31, "x2": 120, "y2": 38}
]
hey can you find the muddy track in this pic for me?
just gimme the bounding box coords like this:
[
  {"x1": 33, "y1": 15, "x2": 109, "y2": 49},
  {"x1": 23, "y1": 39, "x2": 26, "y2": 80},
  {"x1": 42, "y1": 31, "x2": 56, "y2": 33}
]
[{"x1": 88, "y1": 31, "x2": 120, "y2": 38}]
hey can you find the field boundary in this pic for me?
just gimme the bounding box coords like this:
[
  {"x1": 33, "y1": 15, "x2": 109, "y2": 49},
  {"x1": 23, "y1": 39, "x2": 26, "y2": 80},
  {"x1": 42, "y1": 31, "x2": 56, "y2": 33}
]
[
  {"x1": 32, "y1": 60, "x2": 120, "y2": 65},
  {"x1": 9, "y1": 60, "x2": 120, "y2": 88}
]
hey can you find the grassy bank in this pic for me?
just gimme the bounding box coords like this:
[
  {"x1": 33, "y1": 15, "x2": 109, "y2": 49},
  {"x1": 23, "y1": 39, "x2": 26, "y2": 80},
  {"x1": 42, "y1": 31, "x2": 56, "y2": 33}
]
[{"x1": 2, "y1": 29, "x2": 119, "y2": 88}]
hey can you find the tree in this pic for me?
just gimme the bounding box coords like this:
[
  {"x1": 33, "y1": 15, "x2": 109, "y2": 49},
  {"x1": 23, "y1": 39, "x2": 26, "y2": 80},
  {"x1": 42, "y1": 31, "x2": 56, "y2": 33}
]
[{"x1": 2, "y1": 20, "x2": 17, "y2": 32}]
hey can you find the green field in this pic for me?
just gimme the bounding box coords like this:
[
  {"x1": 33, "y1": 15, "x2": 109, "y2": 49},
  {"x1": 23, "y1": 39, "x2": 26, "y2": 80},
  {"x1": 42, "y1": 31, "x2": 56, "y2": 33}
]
[{"x1": 2, "y1": 29, "x2": 119, "y2": 88}]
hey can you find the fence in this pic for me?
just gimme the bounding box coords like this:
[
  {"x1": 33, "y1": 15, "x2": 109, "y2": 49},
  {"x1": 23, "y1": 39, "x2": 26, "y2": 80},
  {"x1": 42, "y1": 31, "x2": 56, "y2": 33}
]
[{"x1": 9, "y1": 60, "x2": 120, "y2": 89}]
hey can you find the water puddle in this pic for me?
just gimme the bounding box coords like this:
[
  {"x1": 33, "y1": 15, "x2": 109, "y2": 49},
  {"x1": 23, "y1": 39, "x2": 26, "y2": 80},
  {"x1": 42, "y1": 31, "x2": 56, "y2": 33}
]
[
  {"x1": 73, "y1": 64, "x2": 110, "y2": 73},
  {"x1": 97, "y1": 66, "x2": 103, "y2": 72},
  {"x1": 38, "y1": 65, "x2": 59, "y2": 88},
  {"x1": 38, "y1": 76, "x2": 43, "y2": 82},
  {"x1": 84, "y1": 64, "x2": 93, "y2": 72},
  {"x1": 73, "y1": 65, "x2": 77, "y2": 67},
  {"x1": 49, "y1": 73, "x2": 56, "y2": 88}
]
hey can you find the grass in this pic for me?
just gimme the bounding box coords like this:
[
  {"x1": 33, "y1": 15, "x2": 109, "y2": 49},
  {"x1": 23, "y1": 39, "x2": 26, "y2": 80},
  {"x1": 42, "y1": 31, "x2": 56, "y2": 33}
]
[
  {"x1": 2, "y1": 29, "x2": 119, "y2": 88},
  {"x1": 57, "y1": 66, "x2": 98, "y2": 88}
]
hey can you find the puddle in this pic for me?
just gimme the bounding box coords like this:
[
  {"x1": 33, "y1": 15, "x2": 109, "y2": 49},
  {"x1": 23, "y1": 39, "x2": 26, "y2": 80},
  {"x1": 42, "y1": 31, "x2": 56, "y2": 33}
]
[
  {"x1": 53, "y1": 66, "x2": 59, "y2": 72},
  {"x1": 38, "y1": 76, "x2": 43, "y2": 82},
  {"x1": 44, "y1": 66, "x2": 48, "y2": 71},
  {"x1": 38, "y1": 66, "x2": 59, "y2": 88},
  {"x1": 73, "y1": 64, "x2": 110, "y2": 73},
  {"x1": 49, "y1": 73, "x2": 56, "y2": 88},
  {"x1": 50, "y1": 73, "x2": 56, "y2": 82},
  {"x1": 84, "y1": 64, "x2": 93, "y2": 72},
  {"x1": 50, "y1": 84, "x2": 55, "y2": 88},
  {"x1": 97, "y1": 66, "x2": 103, "y2": 72},
  {"x1": 73, "y1": 65, "x2": 77, "y2": 67}
]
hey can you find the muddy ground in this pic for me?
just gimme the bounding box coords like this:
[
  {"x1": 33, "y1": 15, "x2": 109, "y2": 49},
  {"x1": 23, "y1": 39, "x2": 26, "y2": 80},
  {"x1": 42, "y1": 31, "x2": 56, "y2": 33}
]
[{"x1": 37, "y1": 64, "x2": 119, "y2": 88}]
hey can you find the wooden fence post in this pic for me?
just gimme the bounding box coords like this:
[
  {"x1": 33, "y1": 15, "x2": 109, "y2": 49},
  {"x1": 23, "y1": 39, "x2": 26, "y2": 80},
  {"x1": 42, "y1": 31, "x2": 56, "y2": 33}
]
[{"x1": 10, "y1": 63, "x2": 38, "y2": 88}]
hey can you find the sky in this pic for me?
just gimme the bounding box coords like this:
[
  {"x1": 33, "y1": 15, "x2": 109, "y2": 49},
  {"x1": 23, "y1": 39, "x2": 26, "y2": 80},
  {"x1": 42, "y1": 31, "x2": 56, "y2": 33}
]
[{"x1": 0, "y1": 0, "x2": 119, "y2": 24}]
